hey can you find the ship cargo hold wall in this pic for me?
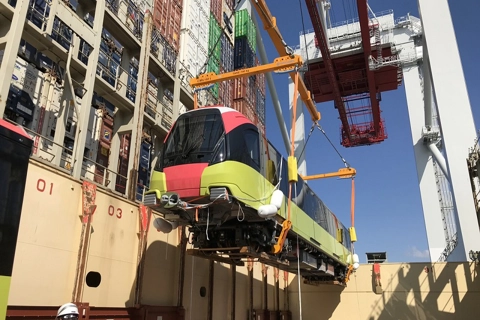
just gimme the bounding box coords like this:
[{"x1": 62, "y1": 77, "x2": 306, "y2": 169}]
[{"x1": 1, "y1": 0, "x2": 286, "y2": 319}]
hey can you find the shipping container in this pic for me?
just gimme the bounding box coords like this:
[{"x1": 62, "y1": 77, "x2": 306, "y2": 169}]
[
  {"x1": 125, "y1": 0, "x2": 145, "y2": 39},
  {"x1": 137, "y1": 139, "x2": 152, "y2": 201},
  {"x1": 233, "y1": 98, "x2": 256, "y2": 124},
  {"x1": 179, "y1": 31, "x2": 208, "y2": 78},
  {"x1": 151, "y1": 28, "x2": 178, "y2": 75},
  {"x1": 127, "y1": 57, "x2": 139, "y2": 103},
  {"x1": 218, "y1": 78, "x2": 233, "y2": 109},
  {"x1": 206, "y1": 56, "x2": 220, "y2": 74},
  {"x1": 233, "y1": 35, "x2": 254, "y2": 69},
  {"x1": 153, "y1": 0, "x2": 182, "y2": 52},
  {"x1": 116, "y1": 133, "x2": 131, "y2": 194},
  {"x1": 232, "y1": 76, "x2": 255, "y2": 105},
  {"x1": 210, "y1": 0, "x2": 222, "y2": 24},
  {"x1": 256, "y1": 87, "x2": 266, "y2": 125},
  {"x1": 220, "y1": 32, "x2": 234, "y2": 72},
  {"x1": 258, "y1": 121, "x2": 266, "y2": 138},
  {"x1": 92, "y1": 94, "x2": 116, "y2": 185},
  {"x1": 254, "y1": 56, "x2": 266, "y2": 94},
  {"x1": 208, "y1": 14, "x2": 222, "y2": 61},
  {"x1": 162, "y1": 43, "x2": 178, "y2": 74},
  {"x1": 234, "y1": 9, "x2": 256, "y2": 51},
  {"x1": 181, "y1": 0, "x2": 210, "y2": 51},
  {"x1": 146, "y1": 74, "x2": 159, "y2": 119}
]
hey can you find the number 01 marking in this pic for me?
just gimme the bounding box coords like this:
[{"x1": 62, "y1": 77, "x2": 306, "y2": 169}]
[
  {"x1": 108, "y1": 205, "x2": 122, "y2": 219},
  {"x1": 36, "y1": 179, "x2": 53, "y2": 195}
]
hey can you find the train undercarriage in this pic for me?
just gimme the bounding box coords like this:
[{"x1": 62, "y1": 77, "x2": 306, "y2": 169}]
[{"x1": 150, "y1": 193, "x2": 349, "y2": 285}]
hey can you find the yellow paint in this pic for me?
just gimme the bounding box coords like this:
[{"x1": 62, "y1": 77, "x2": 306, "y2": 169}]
[{"x1": 0, "y1": 276, "x2": 11, "y2": 320}]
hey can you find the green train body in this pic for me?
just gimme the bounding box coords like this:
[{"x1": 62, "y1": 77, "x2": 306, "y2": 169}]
[{"x1": 144, "y1": 106, "x2": 354, "y2": 281}]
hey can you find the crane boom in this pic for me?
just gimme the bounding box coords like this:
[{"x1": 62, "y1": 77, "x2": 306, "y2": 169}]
[
  {"x1": 356, "y1": 0, "x2": 381, "y2": 133},
  {"x1": 250, "y1": 0, "x2": 320, "y2": 122},
  {"x1": 303, "y1": 0, "x2": 351, "y2": 142}
]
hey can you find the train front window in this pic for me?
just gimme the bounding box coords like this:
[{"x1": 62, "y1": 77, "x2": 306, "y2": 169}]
[{"x1": 161, "y1": 112, "x2": 224, "y2": 169}]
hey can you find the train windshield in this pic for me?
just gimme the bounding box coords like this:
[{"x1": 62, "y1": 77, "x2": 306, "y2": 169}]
[{"x1": 160, "y1": 111, "x2": 224, "y2": 169}]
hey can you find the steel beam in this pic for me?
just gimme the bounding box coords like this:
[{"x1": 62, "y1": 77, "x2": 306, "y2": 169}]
[
  {"x1": 0, "y1": 0, "x2": 29, "y2": 118},
  {"x1": 252, "y1": 12, "x2": 290, "y2": 154},
  {"x1": 419, "y1": 0, "x2": 480, "y2": 261},
  {"x1": 304, "y1": 0, "x2": 349, "y2": 138},
  {"x1": 72, "y1": 1, "x2": 106, "y2": 179},
  {"x1": 403, "y1": 65, "x2": 445, "y2": 261},
  {"x1": 356, "y1": 0, "x2": 381, "y2": 133},
  {"x1": 126, "y1": 12, "x2": 153, "y2": 200}
]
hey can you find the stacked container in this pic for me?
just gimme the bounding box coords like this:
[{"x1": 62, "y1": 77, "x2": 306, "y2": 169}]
[
  {"x1": 116, "y1": 133, "x2": 131, "y2": 194},
  {"x1": 126, "y1": 57, "x2": 139, "y2": 103},
  {"x1": 136, "y1": 137, "x2": 152, "y2": 201},
  {"x1": 255, "y1": 57, "x2": 266, "y2": 129},
  {"x1": 97, "y1": 29, "x2": 123, "y2": 87},
  {"x1": 153, "y1": 0, "x2": 182, "y2": 52},
  {"x1": 207, "y1": 13, "x2": 222, "y2": 101},
  {"x1": 152, "y1": 0, "x2": 181, "y2": 75},
  {"x1": 93, "y1": 96, "x2": 115, "y2": 185},
  {"x1": 179, "y1": 0, "x2": 210, "y2": 78},
  {"x1": 231, "y1": 9, "x2": 258, "y2": 126}
]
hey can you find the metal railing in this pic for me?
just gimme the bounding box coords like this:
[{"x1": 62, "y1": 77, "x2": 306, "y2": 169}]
[
  {"x1": 4, "y1": 118, "x2": 130, "y2": 195},
  {"x1": 106, "y1": 0, "x2": 145, "y2": 41}
]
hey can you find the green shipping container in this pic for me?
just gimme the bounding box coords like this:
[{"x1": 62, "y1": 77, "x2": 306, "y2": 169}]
[
  {"x1": 234, "y1": 9, "x2": 256, "y2": 51},
  {"x1": 208, "y1": 14, "x2": 221, "y2": 60},
  {"x1": 209, "y1": 83, "x2": 219, "y2": 100},
  {"x1": 206, "y1": 57, "x2": 220, "y2": 75}
]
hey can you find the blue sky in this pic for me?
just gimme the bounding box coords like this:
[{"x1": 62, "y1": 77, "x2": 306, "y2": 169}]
[{"x1": 256, "y1": 0, "x2": 480, "y2": 263}]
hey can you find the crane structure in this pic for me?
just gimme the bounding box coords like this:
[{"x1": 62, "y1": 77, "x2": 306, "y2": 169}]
[
  {"x1": 284, "y1": 0, "x2": 480, "y2": 262},
  {"x1": 302, "y1": 0, "x2": 400, "y2": 147}
]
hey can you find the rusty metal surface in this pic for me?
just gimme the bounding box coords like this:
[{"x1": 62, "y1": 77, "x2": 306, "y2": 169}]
[
  {"x1": 207, "y1": 260, "x2": 214, "y2": 320},
  {"x1": 7, "y1": 305, "x2": 184, "y2": 320},
  {"x1": 73, "y1": 181, "x2": 97, "y2": 302},
  {"x1": 231, "y1": 264, "x2": 236, "y2": 320},
  {"x1": 134, "y1": 205, "x2": 153, "y2": 305},
  {"x1": 177, "y1": 226, "x2": 187, "y2": 307}
]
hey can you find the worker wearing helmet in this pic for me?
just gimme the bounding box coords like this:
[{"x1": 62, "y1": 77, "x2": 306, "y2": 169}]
[{"x1": 56, "y1": 303, "x2": 79, "y2": 320}]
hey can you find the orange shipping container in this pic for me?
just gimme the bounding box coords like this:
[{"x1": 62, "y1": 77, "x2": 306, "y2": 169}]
[
  {"x1": 218, "y1": 79, "x2": 233, "y2": 109},
  {"x1": 153, "y1": 0, "x2": 182, "y2": 52},
  {"x1": 210, "y1": 0, "x2": 222, "y2": 24},
  {"x1": 233, "y1": 98, "x2": 257, "y2": 125},
  {"x1": 233, "y1": 77, "x2": 249, "y2": 100}
]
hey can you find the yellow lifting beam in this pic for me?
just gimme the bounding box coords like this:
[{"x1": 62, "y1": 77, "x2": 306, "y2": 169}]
[
  {"x1": 190, "y1": 55, "x2": 303, "y2": 89},
  {"x1": 300, "y1": 167, "x2": 356, "y2": 181}
]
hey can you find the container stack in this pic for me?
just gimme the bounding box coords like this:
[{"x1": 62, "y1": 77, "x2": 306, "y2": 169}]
[
  {"x1": 153, "y1": 0, "x2": 182, "y2": 52},
  {"x1": 136, "y1": 136, "x2": 153, "y2": 201},
  {"x1": 207, "y1": 13, "x2": 221, "y2": 101},
  {"x1": 179, "y1": 0, "x2": 210, "y2": 79},
  {"x1": 152, "y1": 0, "x2": 180, "y2": 75},
  {"x1": 232, "y1": 8, "x2": 266, "y2": 134},
  {"x1": 92, "y1": 95, "x2": 115, "y2": 185},
  {"x1": 97, "y1": 29, "x2": 123, "y2": 87}
]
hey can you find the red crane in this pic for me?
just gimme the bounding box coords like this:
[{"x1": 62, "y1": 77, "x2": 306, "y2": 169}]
[{"x1": 303, "y1": 0, "x2": 401, "y2": 147}]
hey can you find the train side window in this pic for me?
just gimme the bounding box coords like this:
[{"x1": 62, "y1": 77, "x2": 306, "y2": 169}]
[{"x1": 244, "y1": 130, "x2": 260, "y2": 169}]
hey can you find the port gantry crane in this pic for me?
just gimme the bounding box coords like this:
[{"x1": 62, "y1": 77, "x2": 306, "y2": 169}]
[
  {"x1": 303, "y1": 0, "x2": 402, "y2": 147},
  {"x1": 190, "y1": 0, "x2": 357, "y2": 269}
]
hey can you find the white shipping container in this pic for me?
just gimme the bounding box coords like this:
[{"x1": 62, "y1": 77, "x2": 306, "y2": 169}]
[
  {"x1": 194, "y1": 0, "x2": 211, "y2": 18},
  {"x1": 179, "y1": 31, "x2": 208, "y2": 79},
  {"x1": 181, "y1": 0, "x2": 210, "y2": 51}
]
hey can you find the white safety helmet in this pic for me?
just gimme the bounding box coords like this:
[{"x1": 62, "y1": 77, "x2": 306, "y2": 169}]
[{"x1": 56, "y1": 303, "x2": 79, "y2": 319}]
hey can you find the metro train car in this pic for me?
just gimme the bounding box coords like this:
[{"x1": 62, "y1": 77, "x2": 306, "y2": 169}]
[{"x1": 144, "y1": 106, "x2": 355, "y2": 282}]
